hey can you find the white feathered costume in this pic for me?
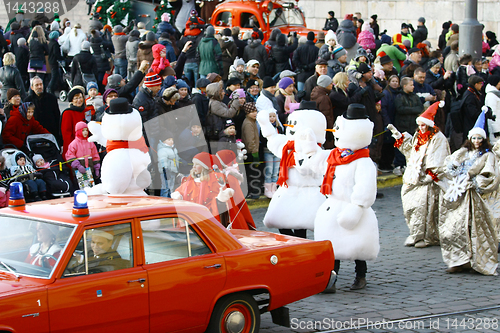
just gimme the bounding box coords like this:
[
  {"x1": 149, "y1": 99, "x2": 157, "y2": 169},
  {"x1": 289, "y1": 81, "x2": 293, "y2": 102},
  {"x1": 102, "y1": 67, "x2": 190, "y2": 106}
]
[
  {"x1": 256, "y1": 109, "x2": 327, "y2": 230},
  {"x1": 87, "y1": 98, "x2": 152, "y2": 195}
]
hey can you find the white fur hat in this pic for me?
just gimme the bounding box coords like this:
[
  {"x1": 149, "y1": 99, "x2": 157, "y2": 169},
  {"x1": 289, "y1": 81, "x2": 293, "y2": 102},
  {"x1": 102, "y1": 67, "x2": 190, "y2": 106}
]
[{"x1": 325, "y1": 30, "x2": 337, "y2": 43}]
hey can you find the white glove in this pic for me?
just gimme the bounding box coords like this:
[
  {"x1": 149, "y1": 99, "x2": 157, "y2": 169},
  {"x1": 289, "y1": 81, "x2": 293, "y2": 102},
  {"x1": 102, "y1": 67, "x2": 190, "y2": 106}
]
[
  {"x1": 387, "y1": 124, "x2": 402, "y2": 140},
  {"x1": 337, "y1": 204, "x2": 364, "y2": 230},
  {"x1": 217, "y1": 187, "x2": 234, "y2": 202},
  {"x1": 257, "y1": 109, "x2": 277, "y2": 138},
  {"x1": 87, "y1": 121, "x2": 106, "y2": 146},
  {"x1": 171, "y1": 191, "x2": 183, "y2": 200}
]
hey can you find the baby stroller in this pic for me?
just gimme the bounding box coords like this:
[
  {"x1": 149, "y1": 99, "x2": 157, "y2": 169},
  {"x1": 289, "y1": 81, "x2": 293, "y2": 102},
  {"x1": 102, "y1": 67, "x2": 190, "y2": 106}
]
[
  {"x1": 58, "y1": 60, "x2": 73, "y2": 102},
  {"x1": 1, "y1": 148, "x2": 42, "y2": 201},
  {"x1": 26, "y1": 134, "x2": 74, "y2": 198}
]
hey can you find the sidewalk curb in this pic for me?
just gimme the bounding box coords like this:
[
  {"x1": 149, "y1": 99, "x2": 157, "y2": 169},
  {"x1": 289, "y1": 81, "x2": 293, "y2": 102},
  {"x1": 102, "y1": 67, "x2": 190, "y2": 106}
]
[{"x1": 247, "y1": 174, "x2": 403, "y2": 209}]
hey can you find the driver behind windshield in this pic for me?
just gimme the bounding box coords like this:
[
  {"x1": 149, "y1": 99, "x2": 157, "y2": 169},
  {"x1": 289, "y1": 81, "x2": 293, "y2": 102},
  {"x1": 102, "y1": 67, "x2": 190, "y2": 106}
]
[
  {"x1": 26, "y1": 223, "x2": 61, "y2": 267},
  {"x1": 88, "y1": 229, "x2": 129, "y2": 271}
]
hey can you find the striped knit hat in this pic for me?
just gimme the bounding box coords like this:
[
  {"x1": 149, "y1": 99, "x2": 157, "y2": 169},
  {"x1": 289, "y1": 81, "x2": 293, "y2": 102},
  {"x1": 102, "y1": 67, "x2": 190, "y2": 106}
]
[{"x1": 144, "y1": 72, "x2": 163, "y2": 87}]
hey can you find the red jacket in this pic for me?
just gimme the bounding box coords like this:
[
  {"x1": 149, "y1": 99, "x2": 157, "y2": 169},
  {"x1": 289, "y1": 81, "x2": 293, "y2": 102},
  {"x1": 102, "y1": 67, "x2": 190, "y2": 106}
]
[
  {"x1": 2, "y1": 109, "x2": 49, "y2": 149},
  {"x1": 151, "y1": 44, "x2": 170, "y2": 75}
]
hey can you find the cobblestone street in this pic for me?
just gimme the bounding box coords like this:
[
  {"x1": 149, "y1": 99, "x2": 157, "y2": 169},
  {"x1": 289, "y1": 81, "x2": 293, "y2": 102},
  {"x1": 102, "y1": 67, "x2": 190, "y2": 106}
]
[{"x1": 253, "y1": 186, "x2": 500, "y2": 332}]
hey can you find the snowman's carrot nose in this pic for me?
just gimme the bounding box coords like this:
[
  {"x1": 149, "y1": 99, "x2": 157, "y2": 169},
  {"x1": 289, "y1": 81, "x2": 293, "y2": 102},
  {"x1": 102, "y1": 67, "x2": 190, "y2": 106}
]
[
  {"x1": 325, "y1": 129, "x2": 336, "y2": 132},
  {"x1": 284, "y1": 124, "x2": 294, "y2": 127}
]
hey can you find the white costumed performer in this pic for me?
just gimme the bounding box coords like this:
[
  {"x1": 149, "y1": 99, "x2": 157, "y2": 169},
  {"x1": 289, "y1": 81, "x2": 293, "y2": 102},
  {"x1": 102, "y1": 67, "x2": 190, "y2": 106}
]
[
  {"x1": 302, "y1": 103, "x2": 379, "y2": 292},
  {"x1": 86, "y1": 98, "x2": 152, "y2": 195},
  {"x1": 256, "y1": 102, "x2": 327, "y2": 238}
]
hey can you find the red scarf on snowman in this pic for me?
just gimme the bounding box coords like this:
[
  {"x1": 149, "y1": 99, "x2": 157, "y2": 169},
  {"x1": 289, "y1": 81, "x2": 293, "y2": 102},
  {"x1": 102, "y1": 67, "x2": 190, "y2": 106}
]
[{"x1": 320, "y1": 148, "x2": 370, "y2": 195}]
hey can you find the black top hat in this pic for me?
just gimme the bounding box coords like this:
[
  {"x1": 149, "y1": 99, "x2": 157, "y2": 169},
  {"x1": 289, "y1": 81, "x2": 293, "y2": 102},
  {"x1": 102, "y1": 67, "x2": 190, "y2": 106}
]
[
  {"x1": 297, "y1": 100, "x2": 317, "y2": 110},
  {"x1": 107, "y1": 97, "x2": 132, "y2": 114},
  {"x1": 343, "y1": 103, "x2": 369, "y2": 119}
]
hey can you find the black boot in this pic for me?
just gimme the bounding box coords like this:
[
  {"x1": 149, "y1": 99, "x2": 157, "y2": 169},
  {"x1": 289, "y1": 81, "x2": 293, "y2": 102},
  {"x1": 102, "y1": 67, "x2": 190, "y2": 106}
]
[
  {"x1": 33, "y1": 192, "x2": 42, "y2": 201},
  {"x1": 350, "y1": 276, "x2": 366, "y2": 290},
  {"x1": 40, "y1": 191, "x2": 48, "y2": 200}
]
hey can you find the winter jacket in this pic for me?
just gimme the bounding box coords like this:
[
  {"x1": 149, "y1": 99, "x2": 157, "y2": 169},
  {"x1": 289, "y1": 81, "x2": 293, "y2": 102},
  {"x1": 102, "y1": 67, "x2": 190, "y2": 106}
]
[
  {"x1": 241, "y1": 115, "x2": 259, "y2": 154},
  {"x1": 158, "y1": 38, "x2": 177, "y2": 63},
  {"x1": 357, "y1": 29, "x2": 376, "y2": 52},
  {"x1": 438, "y1": 29, "x2": 448, "y2": 51},
  {"x1": 380, "y1": 86, "x2": 400, "y2": 126},
  {"x1": 132, "y1": 87, "x2": 159, "y2": 140},
  {"x1": 112, "y1": 33, "x2": 129, "y2": 59},
  {"x1": 151, "y1": 44, "x2": 170, "y2": 74},
  {"x1": 66, "y1": 121, "x2": 100, "y2": 164},
  {"x1": 8, "y1": 30, "x2": 24, "y2": 55},
  {"x1": 62, "y1": 28, "x2": 87, "y2": 57},
  {"x1": 191, "y1": 89, "x2": 210, "y2": 126},
  {"x1": 271, "y1": 34, "x2": 298, "y2": 74},
  {"x1": 425, "y1": 69, "x2": 455, "y2": 91},
  {"x1": 14, "y1": 45, "x2": 29, "y2": 79},
  {"x1": 293, "y1": 41, "x2": 319, "y2": 83},
  {"x1": 489, "y1": 49, "x2": 500, "y2": 73},
  {"x1": 310, "y1": 85, "x2": 334, "y2": 148},
  {"x1": 329, "y1": 86, "x2": 350, "y2": 121},
  {"x1": 3, "y1": 107, "x2": 49, "y2": 149},
  {"x1": 70, "y1": 51, "x2": 98, "y2": 87},
  {"x1": 243, "y1": 39, "x2": 268, "y2": 78},
  {"x1": 461, "y1": 87, "x2": 483, "y2": 140},
  {"x1": 323, "y1": 18, "x2": 339, "y2": 32},
  {"x1": 48, "y1": 39, "x2": 64, "y2": 68},
  {"x1": 197, "y1": 36, "x2": 223, "y2": 76},
  {"x1": 28, "y1": 38, "x2": 48, "y2": 63},
  {"x1": 412, "y1": 25, "x2": 428, "y2": 46},
  {"x1": 89, "y1": 34, "x2": 111, "y2": 73},
  {"x1": 0, "y1": 65, "x2": 26, "y2": 102},
  {"x1": 275, "y1": 90, "x2": 295, "y2": 124},
  {"x1": 157, "y1": 141, "x2": 180, "y2": 174},
  {"x1": 178, "y1": 34, "x2": 203, "y2": 63},
  {"x1": 413, "y1": 81, "x2": 436, "y2": 105},
  {"x1": 117, "y1": 70, "x2": 145, "y2": 103},
  {"x1": 444, "y1": 50, "x2": 460, "y2": 73},
  {"x1": 393, "y1": 90, "x2": 424, "y2": 134},
  {"x1": 319, "y1": 44, "x2": 335, "y2": 68},
  {"x1": 232, "y1": 34, "x2": 247, "y2": 59},
  {"x1": 25, "y1": 89, "x2": 62, "y2": 144},
  {"x1": 126, "y1": 35, "x2": 140, "y2": 70},
  {"x1": 206, "y1": 83, "x2": 241, "y2": 119},
  {"x1": 157, "y1": 22, "x2": 176, "y2": 38},
  {"x1": 61, "y1": 104, "x2": 86, "y2": 156},
  {"x1": 336, "y1": 20, "x2": 357, "y2": 50},
  {"x1": 485, "y1": 83, "x2": 500, "y2": 143},
  {"x1": 303, "y1": 72, "x2": 320, "y2": 101},
  {"x1": 376, "y1": 44, "x2": 407, "y2": 73},
  {"x1": 136, "y1": 40, "x2": 155, "y2": 66},
  {"x1": 219, "y1": 38, "x2": 238, "y2": 80}
]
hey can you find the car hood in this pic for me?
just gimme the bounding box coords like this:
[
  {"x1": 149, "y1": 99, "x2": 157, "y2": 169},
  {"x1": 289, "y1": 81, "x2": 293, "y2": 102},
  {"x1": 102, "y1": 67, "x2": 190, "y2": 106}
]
[
  {"x1": 231, "y1": 229, "x2": 313, "y2": 250},
  {"x1": 0, "y1": 272, "x2": 46, "y2": 296}
]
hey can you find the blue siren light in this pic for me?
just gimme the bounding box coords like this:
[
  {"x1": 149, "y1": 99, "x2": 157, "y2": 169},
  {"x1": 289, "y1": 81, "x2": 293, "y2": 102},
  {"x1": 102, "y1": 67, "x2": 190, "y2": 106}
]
[
  {"x1": 73, "y1": 190, "x2": 88, "y2": 209},
  {"x1": 9, "y1": 182, "x2": 24, "y2": 200}
]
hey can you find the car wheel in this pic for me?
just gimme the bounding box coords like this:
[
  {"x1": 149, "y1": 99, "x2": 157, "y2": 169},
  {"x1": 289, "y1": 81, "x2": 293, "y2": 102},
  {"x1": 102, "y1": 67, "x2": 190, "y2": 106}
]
[{"x1": 206, "y1": 293, "x2": 260, "y2": 333}]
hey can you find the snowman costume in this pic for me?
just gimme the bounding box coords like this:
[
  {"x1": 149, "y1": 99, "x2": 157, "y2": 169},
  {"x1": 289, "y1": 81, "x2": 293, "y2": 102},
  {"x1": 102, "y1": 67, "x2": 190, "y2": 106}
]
[
  {"x1": 257, "y1": 107, "x2": 327, "y2": 235},
  {"x1": 86, "y1": 98, "x2": 152, "y2": 195},
  {"x1": 301, "y1": 104, "x2": 379, "y2": 291}
]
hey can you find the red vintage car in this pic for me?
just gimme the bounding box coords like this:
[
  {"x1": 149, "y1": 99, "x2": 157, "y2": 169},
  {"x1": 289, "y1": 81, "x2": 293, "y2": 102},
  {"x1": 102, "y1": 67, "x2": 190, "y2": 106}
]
[
  {"x1": 0, "y1": 187, "x2": 335, "y2": 332},
  {"x1": 210, "y1": 0, "x2": 322, "y2": 42}
]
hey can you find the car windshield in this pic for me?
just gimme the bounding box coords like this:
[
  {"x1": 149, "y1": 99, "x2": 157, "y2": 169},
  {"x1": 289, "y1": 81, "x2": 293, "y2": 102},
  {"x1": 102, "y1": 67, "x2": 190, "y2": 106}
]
[
  {"x1": 0, "y1": 216, "x2": 74, "y2": 279},
  {"x1": 268, "y1": 7, "x2": 304, "y2": 27}
]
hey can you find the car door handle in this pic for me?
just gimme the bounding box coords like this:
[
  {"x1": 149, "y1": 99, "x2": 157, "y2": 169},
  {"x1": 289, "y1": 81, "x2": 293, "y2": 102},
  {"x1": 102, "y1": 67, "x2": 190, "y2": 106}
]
[
  {"x1": 128, "y1": 278, "x2": 146, "y2": 283},
  {"x1": 204, "y1": 264, "x2": 222, "y2": 269}
]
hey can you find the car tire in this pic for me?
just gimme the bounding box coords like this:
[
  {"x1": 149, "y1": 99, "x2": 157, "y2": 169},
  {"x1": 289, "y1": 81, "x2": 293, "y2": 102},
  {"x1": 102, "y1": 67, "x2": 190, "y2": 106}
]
[{"x1": 206, "y1": 293, "x2": 260, "y2": 333}]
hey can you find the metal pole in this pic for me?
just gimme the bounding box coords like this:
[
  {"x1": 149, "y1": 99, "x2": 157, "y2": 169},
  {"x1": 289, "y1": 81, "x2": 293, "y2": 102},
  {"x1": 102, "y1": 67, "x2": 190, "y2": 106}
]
[{"x1": 458, "y1": 0, "x2": 482, "y2": 59}]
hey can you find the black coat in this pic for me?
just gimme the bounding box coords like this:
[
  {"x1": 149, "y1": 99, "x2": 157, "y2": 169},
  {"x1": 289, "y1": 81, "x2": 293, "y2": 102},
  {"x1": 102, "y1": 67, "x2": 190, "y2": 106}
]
[
  {"x1": 132, "y1": 87, "x2": 160, "y2": 144},
  {"x1": 89, "y1": 35, "x2": 111, "y2": 73},
  {"x1": 0, "y1": 65, "x2": 26, "y2": 102},
  {"x1": 232, "y1": 34, "x2": 247, "y2": 59},
  {"x1": 348, "y1": 82, "x2": 383, "y2": 134},
  {"x1": 14, "y1": 45, "x2": 30, "y2": 78},
  {"x1": 9, "y1": 30, "x2": 24, "y2": 55},
  {"x1": 323, "y1": 18, "x2": 339, "y2": 33},
  {"x1": 25, "y1": 89, "x2": 62, "y2": 144},
  {"x1": 28, "y1": 39, "x2": 48, "y2": 62},
  {"x1": 271, "y1": 35, "x2": 298, "y2": 74},
  {"x1": 243, "y1": 40, "x2": 268, "y2": 78},
  {"x1": 393, "y1": 90, "x2": 424, "y2": 135},
  {"x1": 191, "y1": 92, "x2": 209, "y2": 126},
  {"x1": 438, "y1": 29, "x2": 448, "y2": 51},
  {"x1": 48, "y1": 39, "x2": 64, "y2": 68},
  {"x1": 71, "y1": 51, "x2": 98, "y2": 87},
  {"x1": 461, "y1": 87, "x2": 483, "y2": 141},
  {"x1": 412, "y1": 25, "x2": 428, "y2": 46},
  {"x1": 117, "y1": 70, "x2": 145, "y2": 103},
  {"x1": 292, "y1": 41, "x2": 319, "y2": 83}
]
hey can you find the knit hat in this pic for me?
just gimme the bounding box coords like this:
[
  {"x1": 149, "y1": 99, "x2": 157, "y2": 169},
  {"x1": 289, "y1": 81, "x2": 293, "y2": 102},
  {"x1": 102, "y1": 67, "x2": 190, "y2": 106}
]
[
  {"x1": 232, "y1": 88, "x2": 246, "y2": 98},
  {"x1": 416, "y1": 101, "x2": 444, "y2": 128},
  {"x1": 333, "y1": 46, "x2": 347, "y2": 60},
  {"x1": 144, "y1": 72, "x2": 163, "y2": 87},
  {"x1": 102, "y1": 88, "x2": 118, "y2": 102},
  {"x1": 107, "y1": 74, "x2": 122, "y2": 88},
  {"x1": 49, "y1": 31, "x2": 59, "y2": 40},
  {"x1": 243, "y1": 102, "x2": 257, "y2": 113},
  {"x1": 17, "y1": 37, "x2": 26, "y2": 46},
  {"x1": 224, "y1": 119, "x2": 235, "y2": 129},
  {"x1": 11, "y1": 22, "x2": 20, "y2": 31},
  {"x1": 328, "y1": 11, "x2": 335, "y2": 17},
  {"x1": 176, "y1": 79, "x2": 190, "y2": 90},
  {"x1": 68, "y1": 86, "x2": 85, "y2": 103},
  {"x1": 278, "y1": 77, "x2": 294, "y2": 90},
  {"x1": 358, "y1": 62, "x2": 371, "y2": 74},
  {"x1": 81, "y1": 41, "x2": 90, "y2": 51},
  {"x1": 129, "y1": 29, "x2": 140, "y2": 38},
  {"x1": 418, "y1": 17, "x2": 426, "y2": 24},
  {"x1": 32, "y1": 154, "x2": 44, "y2": 164},
  {"x1": 488, "y1": 75, "x2": 500, "y2": 87},
  {"x1": 113, "y1": 25, "x2": 123, "y2": 33},
  {"x1": 355, "y1": 47, "x2": 368, "y2": 60},
  {"x1": 233, "y1": 58, "x2": 245, "y2": 67},
  {"x1": 146, "y1": 31, "x2": 156, "y2": 42},
  {"x1": 468, "y1": 106, "x2": 487, "y2": 139},
  {"x1": 246, "y1": 80, "x2": 260, "y2": 89},
  {"x1": 206, "y1": 25, "x2": 215, "y2": 37},
  {"x1": 226, "y1": 77, "x2": 241, "y2": 87},
  {"x1": 317, "y1": 75, "x2": 332, "y2": 88},
  {"x1": 161, "y1": 12, "x2": 171, "y2": 22},
  {"x1": 379, "y1": 55, "x2": 392, "y2": 65},
  {"x1": 196, "y1": 78, "x2": 211, "y2": 88},
  {"x1": 307, "y1": 31, "x2": 315, "y2": 41},
  {"x1": 192, "y1": 152, "x2": 213, "y2": 170},
  {"x1": 280, "y1": 70, "x2": 296, "y2": 79},
  {"x1": 15, "y1": 152, "x2": 26, "y2": 163},
  {"x1": 223, "y1": 28, "x2": 232, "y2": 37},
  {"x1": 7, "y1": 88, "x2": 20, "y2": 101},
  {"x1": 325, "y1": 30, "x2": 337, "y2": 43},
  {"x1": 251, "y1": 31, "x2": 259, "y2": 40},
  {"x1": 262, "y1": 76, "x2": 276, "y2": 89},
  {"x1": 371, "y1": 15, "x2": 378, "y2": 21},
  {"x1": 401, "y1": 23, "x2": 409, "y2": 30},
  {"x1": 86, "y1": 81, "x2": 98, "y2": 93}
]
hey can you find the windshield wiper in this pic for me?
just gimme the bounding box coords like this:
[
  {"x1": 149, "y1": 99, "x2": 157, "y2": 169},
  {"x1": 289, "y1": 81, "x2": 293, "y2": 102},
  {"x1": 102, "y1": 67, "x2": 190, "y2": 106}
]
[{"x1": 0, "y1": 261, "x2": 20, "y2": 278}]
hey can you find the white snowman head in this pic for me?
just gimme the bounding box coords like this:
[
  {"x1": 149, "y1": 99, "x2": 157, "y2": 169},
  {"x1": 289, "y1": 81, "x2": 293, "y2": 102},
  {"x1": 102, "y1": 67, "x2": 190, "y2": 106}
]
[
  {"x1": 285, "y1": 109, "x2": 326, "y2": 144},
  {"x1": 334, "y1": 104, "x2": 373, "y2": 151},
  {"x1": 101, "y1": 97, "x2": 143, "y2": 141}
]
